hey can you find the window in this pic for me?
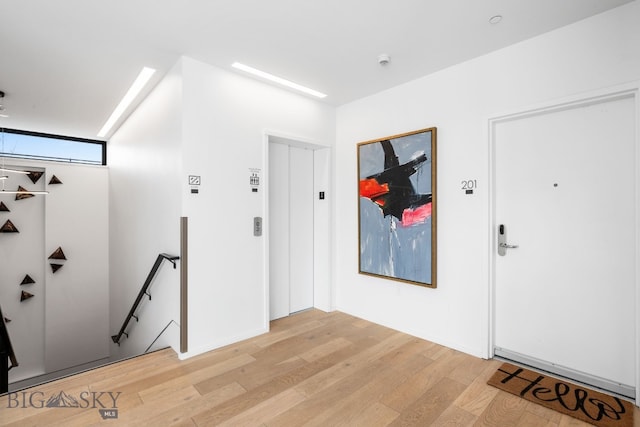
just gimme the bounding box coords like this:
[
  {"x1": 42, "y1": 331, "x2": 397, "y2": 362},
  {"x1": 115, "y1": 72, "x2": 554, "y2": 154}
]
[{"x1": 0, "y1": 128, "x2": 106, "y2": 165}]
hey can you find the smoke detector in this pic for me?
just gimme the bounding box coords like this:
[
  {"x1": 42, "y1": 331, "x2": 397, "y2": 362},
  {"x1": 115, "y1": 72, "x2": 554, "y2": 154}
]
[{"x1": 378, "y1": 54, "x2": 390, "y2": 66}]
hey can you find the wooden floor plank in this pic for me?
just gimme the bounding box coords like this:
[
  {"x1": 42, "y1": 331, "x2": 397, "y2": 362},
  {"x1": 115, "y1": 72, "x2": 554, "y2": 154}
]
[
  {"x1": 345, "y1": 402, "x2": 400, "y2": 427},
  {"x1": 388, "y1": 377, "x2": 468, "y2": 426},
  {"x1": 298, "y1": 337, "x2": 352, "y2": 363},
  {"x1": 380, "y1": 348, "x2": 469, "y2": 412},
  {"x1": 524, "y1": 400, "x2": 563, "y2": 424},
  {"x1": 294, "y1": 332, "x2": 414, "y2": 398},
  {"x1": 144, "y1": 382, "x2": 247, "y2": 426},
  {"x1": 475, "y1": 392, "x2": 530, "y2": 426},
  {"x1": 1, "y1": 309, "x2": 636, "y2": 426},
  {"x1": 452, "y1": 360, "x2": 502, "y2": 416},
  {"x1": 190, "y1": 344, "x2": 363, "y2": 425},
  {"x1": 217, "y1": 388, "x2": 306, "y2": 427},
  {"x1": 267, "y1": 359, "x2": 395, "y2": 426},
  {"x1": 515, "y1": 410, "x2": 558, "y2": 427},
  {"x1": 430, "y1": 405, "x2": 478, "y2": 426},
  {"x1": 302, "y1": 362, "x2": 408, "y2": 427}
]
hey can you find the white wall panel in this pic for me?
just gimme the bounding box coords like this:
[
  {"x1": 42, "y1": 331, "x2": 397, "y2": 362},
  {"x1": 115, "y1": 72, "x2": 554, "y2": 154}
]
[
  {"x1": 45, "y1": 163, "x2": 109, "y2": 372},
  {"x1": 1, "y1": 159, "x2": 109, "y2": 382},
  {"x1": 313, "y1": 148, "x2": 332, "y2": 311},
  {"x1": 268, "y1": 142, "x2": 290, "y2": 320},
  {"x1": 289, "y1": 146, "x2": 314, "y2": 313}
]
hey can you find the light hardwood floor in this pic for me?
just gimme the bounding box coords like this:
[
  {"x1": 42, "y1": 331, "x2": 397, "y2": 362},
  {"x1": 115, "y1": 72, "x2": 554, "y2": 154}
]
[{"x1": 1, "y1": 309, "x2": 637, "y2": 426}]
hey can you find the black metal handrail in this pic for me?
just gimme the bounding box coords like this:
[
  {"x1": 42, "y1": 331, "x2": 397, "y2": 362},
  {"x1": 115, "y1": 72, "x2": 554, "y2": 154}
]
[
  {"x1": 1, "y1": 304, "x2": 18, "y2": 394},
  {"x1": 111, "y1": 253, "x2": 179, "y2": 345}
]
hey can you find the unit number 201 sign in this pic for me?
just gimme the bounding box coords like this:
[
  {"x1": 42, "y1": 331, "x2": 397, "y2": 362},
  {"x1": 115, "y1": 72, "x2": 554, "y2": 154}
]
[{"x1": 461, "y1": 179, "x2": 477, "y2": 194}]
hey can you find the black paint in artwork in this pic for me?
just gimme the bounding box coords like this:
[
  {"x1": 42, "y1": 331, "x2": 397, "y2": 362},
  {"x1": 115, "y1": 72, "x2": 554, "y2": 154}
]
[{"x1": 365, "y1": 140, "x2": 431, "y2": 221}]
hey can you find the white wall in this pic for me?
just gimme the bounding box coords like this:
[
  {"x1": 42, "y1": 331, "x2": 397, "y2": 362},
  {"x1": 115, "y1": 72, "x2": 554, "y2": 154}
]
[
  {"x1": 44, "y1": 163, "x2": 109, "y2": 372},
  {"x1": 313, "y1": 147, "x2": 332, "y2": 312},
  {"x1": 179, "y1": 57, "x2": 335, "y2": 357},
  {"x1": 334, "y1": 2, "x2": 640, "y2": 358},
  {"x1": 0, "y1": 159, "x2": 109, "y2": 382},
  {"x1": 109, "y1": 61, "x2": 183, "y2": 360},
  {"x1": 108, "y1": 57, "x2": 334, "y2": 360}
]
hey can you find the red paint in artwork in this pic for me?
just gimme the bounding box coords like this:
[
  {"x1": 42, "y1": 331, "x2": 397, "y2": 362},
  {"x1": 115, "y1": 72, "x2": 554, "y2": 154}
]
[
  {"x1": 401, "y1": 203, "x2": 432, "y2": 226},
  {"x1": 360, "y1": 178, "x2": 389, "y2": 202}
]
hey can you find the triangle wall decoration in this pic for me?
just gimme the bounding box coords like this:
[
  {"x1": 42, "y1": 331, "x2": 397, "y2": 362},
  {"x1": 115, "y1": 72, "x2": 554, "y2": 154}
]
[
  {"x1": 0, "y1": 219, "x2": 19, "y2": 233},
  {"x1": 48, "y1": 247, "x2": 67, "y2": 260},
  {"x1": 15, "y1": 186, "x2": 35, "y2": 200},
  {"x1": 50, "y1": 263, "x2": 63, "y2": 273},
  {"x1": 20, "y1": 291, "x2": 34, "y2": 302},
  {"x1": 49, "y1": 175, "x2": 63, "y2": 185},
  {"x1": 0, "y1": 201, "x2": 9, "y2": 212},
  {"x1": 26, "y1": 171, "x2": 44, "y2": 184},
  {"x1": 20, "y1": 274, "x2": 35, "y2": 285}
]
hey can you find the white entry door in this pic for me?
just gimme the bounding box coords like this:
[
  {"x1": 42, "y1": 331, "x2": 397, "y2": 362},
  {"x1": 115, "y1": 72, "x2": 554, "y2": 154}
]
[
  {"x1": 269, "y1": 142, "x2": 314, "y2": 320},
  {"x1": 493, "y1": 92, "x2": 637, "y2": 398}
]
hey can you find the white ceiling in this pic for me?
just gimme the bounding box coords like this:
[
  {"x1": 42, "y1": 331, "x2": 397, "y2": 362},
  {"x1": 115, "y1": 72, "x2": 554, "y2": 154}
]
[{"x1": 0, "y1": 0, "x2": 633, "y2": 140}]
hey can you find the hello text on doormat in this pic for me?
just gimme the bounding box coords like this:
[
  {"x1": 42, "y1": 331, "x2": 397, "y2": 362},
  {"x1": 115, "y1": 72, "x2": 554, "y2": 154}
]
[{"x1": 487, "y1": 362, "x2": 634, "y2": 427}]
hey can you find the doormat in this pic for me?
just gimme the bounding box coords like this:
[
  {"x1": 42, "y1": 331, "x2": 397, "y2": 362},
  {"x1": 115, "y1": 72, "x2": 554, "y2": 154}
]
[{"x1": 488, "y1": 362, "x2": 634, "y2": 427}]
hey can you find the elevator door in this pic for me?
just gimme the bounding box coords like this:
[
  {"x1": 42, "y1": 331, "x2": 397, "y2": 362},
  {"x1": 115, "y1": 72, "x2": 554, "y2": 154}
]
[{"x1": 269, "y1": 142, "x2": 314, "y2": 320}]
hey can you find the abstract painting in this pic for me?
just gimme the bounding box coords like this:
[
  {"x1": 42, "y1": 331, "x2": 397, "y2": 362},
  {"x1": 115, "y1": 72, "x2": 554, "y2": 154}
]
[{"x1": 358, "y1": 127, "x2": 437, "y2": 287}]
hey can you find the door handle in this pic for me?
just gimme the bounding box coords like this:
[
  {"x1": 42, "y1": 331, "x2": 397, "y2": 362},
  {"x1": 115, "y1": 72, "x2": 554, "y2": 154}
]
[{"x1": 498, "y1": 224, "x2": 518, "y2": 256}]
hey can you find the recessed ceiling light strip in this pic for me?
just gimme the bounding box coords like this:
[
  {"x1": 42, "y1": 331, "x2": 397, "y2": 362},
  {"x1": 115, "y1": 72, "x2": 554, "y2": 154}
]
[
  {"x1": 232, "y1": 62, "x2": 327, "y2": 99},
  {"x1": 97, "y1": 67, "x2": 156, "y2": 138},
  {"x1": 0, "y1": 189, "x2": 49, "y2": 195},
  {"x1": 0, "y1": 167, "x2": 29, "y2": 175}
]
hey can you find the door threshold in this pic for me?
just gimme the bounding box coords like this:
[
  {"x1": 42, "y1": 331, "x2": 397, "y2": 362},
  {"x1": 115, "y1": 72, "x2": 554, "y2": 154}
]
[{"x1": 494, "y1": 348, "x2": 635, "y2": 400}]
